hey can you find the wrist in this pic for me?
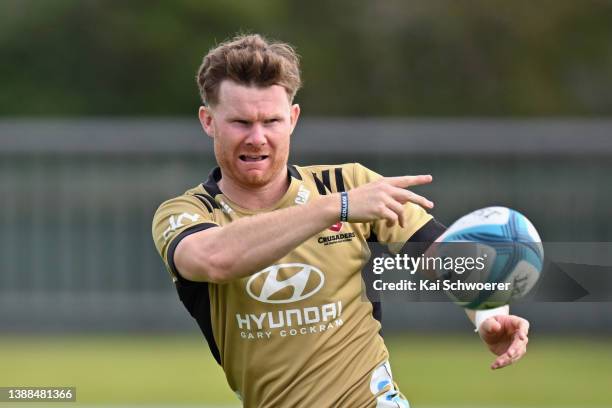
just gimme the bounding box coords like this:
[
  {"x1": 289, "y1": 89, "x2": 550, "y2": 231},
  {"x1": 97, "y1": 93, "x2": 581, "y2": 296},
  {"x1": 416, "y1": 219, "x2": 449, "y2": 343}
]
[{"x1": 318, "y1": 193, "x2": 342, "y2": 225}]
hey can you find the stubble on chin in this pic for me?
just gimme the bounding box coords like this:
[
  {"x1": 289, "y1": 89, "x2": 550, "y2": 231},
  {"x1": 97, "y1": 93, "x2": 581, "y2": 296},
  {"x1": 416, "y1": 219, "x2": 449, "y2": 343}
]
[
  {"x1": 241, "y1": 171, "x2": 268, "y2": 187},
  {"x1": 215, "y1": 154, "x2": 274, "y2": 188}
]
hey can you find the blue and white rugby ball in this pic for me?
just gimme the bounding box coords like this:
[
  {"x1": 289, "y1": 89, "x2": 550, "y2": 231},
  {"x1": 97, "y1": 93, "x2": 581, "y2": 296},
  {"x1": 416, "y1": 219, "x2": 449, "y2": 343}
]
[{"x1": 436, "y1": 206, "x2": 544, "y2": 309}]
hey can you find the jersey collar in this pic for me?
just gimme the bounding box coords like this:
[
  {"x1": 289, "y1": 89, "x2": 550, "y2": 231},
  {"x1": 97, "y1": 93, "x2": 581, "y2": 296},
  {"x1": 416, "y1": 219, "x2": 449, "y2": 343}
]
[{"x1": 202, "y1": 165, "x2": 302, "y2": 198}]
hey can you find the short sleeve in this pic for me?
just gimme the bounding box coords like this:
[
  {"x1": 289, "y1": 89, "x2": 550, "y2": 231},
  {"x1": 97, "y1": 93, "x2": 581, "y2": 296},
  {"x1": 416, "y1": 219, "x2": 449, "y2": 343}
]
[
  {"x1": 352, "y1": 163, "x2": 433, "y2": 253},
  {"x1": 151, "y1": 194, "x2": 219, "y2": 280}
]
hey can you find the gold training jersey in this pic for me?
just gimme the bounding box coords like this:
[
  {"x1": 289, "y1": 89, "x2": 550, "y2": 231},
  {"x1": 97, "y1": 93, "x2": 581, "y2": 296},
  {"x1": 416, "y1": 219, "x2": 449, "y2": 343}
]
[{"x1": 152, "y1": 163, "x2": 432, "y2": 407}]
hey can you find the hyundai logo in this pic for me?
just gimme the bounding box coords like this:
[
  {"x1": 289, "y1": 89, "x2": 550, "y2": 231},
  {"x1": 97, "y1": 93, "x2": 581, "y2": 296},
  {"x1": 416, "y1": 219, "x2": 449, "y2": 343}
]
[{"x1": 246, "y1": 263, "x2": 325, "y2": 304}]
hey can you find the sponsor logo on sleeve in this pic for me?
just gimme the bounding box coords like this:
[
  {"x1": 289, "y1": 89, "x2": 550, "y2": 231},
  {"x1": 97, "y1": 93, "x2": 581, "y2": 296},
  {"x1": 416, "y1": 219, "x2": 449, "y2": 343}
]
[{"x1": 162, "y1": 212, "x2": 200, "y2": 242}]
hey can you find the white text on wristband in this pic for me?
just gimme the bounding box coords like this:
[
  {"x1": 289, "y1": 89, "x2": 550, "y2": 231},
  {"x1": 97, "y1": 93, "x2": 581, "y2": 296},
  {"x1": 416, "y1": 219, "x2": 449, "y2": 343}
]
[{"x1": 340, "y1": 192, "x2": 349, "y2": 222}]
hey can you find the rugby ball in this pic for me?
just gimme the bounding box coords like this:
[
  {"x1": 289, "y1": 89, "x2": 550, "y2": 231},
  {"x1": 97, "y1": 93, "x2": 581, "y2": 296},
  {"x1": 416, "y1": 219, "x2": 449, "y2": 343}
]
[{"x1": 435, "y1": 206, "x2": 544, "y2": 309}]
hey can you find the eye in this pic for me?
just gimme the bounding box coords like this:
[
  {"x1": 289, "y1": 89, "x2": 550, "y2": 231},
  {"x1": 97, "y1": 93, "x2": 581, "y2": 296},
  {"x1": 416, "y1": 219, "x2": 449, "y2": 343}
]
[
  {"x1": 233, "y1": 119, "x2": 249, "y2": 125},
  {"x1": 265, "y1": 118, "x2": 281, "y2": 124}
]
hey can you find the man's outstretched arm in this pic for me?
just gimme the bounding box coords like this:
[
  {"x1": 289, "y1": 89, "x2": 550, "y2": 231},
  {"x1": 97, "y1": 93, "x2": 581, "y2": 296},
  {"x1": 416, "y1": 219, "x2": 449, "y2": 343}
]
[{"x1": 174, "y1": 175, "x2": 434, "y2": 283}]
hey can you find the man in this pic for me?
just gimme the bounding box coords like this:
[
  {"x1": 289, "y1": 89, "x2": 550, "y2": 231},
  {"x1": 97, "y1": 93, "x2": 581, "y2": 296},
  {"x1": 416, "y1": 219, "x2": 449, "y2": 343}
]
[{"x1": 152, "y1": 34, "x2": 529, "y2": 407}]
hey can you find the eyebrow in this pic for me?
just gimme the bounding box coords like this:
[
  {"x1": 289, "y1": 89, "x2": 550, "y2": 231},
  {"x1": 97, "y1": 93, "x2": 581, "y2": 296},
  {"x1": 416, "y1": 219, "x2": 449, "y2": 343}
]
[{"x1": 226, "y1": 113, "x2": 283, "y2": 122}]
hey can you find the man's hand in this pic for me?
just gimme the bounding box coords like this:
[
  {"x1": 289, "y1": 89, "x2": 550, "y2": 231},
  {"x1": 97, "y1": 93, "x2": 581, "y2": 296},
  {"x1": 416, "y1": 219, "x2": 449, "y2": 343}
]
[
  {"x1": 479, "y1": 315, "x2": 530, "y2": 370},
  {"x1": 347, "y1": 175, "x2": 434, "y2": 228}
]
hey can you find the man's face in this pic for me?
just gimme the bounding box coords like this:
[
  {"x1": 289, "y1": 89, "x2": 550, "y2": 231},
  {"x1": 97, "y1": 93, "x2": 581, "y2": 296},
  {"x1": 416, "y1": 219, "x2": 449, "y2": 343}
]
[{"x1": 199, "y1": 80, "x2": 300, "y2": 189}]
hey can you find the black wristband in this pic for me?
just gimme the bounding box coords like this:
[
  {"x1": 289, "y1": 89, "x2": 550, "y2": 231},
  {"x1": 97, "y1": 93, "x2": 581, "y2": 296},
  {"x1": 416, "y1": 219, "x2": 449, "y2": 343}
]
[{"x1": 340, "y1": 191, "x2": 349, "y2": 222}]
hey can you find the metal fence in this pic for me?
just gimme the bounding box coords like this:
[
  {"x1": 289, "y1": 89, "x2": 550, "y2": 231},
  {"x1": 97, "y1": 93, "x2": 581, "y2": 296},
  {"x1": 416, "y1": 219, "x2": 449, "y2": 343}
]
[{"x1": 1, "y1": 119, "x2": 611, "y2": 332}]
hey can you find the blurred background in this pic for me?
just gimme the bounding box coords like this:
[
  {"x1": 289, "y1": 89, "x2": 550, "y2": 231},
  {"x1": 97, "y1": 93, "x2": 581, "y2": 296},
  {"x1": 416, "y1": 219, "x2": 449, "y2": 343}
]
[{"x1": 1, "y1": 0, "x2": 611, "y2": 407}]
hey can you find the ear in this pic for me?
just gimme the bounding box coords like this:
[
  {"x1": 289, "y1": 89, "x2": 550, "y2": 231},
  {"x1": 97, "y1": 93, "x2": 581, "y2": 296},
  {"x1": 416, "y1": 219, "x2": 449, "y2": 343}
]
[
  {"x1": 289, "y1": 103, "x2": 301, "y2": 135},
  {"x1": 199, "y1": 106, "x2": 215, "y2": 138}
]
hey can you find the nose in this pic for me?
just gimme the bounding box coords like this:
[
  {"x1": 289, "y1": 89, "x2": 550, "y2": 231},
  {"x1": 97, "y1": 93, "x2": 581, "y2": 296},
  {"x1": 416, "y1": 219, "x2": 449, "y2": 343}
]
[{"x1": 246, "y1": 123, "x2": 266, "y2": 147}]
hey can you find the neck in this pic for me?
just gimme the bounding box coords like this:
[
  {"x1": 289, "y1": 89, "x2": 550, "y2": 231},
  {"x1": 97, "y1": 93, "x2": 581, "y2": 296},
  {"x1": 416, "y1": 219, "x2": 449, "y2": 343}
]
[{"x1": 218, "y1": 168, "x2": 290, "y2": 210}]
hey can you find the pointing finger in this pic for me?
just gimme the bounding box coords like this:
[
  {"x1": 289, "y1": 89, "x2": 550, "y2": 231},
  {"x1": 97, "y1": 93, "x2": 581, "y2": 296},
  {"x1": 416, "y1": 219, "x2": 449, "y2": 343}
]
[
  {"x1": 385, "y1": 175, "x2": 433, "y2": 189},
  {"x1": 390, "y1": 188, "x2": 434, "y2": 209}
]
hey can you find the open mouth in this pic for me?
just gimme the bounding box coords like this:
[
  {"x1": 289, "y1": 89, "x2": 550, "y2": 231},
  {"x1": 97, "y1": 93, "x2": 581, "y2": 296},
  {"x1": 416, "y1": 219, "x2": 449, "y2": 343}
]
[{"x1": 239, "y1": 155, "x2": 269, "y2": 162}]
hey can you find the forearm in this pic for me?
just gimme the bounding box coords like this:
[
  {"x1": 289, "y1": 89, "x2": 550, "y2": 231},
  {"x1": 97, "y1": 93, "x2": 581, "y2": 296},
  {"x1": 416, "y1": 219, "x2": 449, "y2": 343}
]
[
  {"x1": 179, "y1": 193, "x2": 340, "y2": 282},
  {"x1": 176, "y1": 172, "x2": 435, "y2": 283}
]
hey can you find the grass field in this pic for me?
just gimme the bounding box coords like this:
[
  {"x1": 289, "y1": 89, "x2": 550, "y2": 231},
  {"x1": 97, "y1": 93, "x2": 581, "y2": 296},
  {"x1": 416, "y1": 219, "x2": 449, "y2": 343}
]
[{"x1": 1, "y1": 334, "x2": 610, "y2": 407}]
